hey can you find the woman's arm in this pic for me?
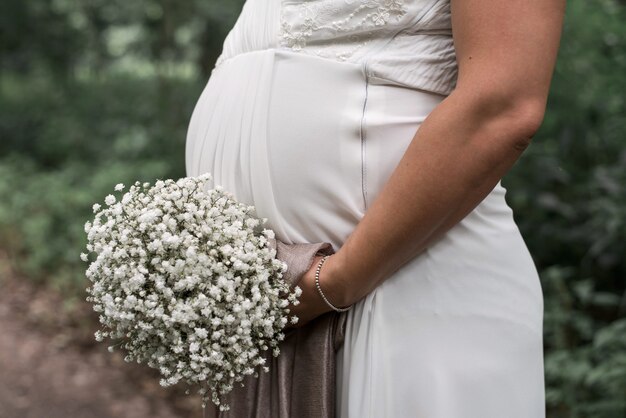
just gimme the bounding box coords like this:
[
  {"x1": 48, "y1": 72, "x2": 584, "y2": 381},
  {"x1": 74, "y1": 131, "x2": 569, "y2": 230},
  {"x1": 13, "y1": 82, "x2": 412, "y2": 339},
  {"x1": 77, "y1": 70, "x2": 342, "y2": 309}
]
[{"x1": 323, "y1": 0, "x2": 567, "y2": 308}]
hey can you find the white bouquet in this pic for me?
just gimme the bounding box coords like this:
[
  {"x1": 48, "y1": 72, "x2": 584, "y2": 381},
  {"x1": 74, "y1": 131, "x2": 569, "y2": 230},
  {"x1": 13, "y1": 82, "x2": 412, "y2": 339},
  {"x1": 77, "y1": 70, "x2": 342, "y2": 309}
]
[{"x1": 81, "y1": 173, "x2": 302, "y2": 411}]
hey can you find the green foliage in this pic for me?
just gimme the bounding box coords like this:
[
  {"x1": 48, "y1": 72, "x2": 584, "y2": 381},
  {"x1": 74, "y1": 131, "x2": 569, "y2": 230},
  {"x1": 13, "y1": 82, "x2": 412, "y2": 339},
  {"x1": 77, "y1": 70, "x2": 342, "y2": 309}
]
[
  {"x1": 0, "y1": 0, "x2": 624, "y2": 416},
  {"x1": 0, "y1": 154, "x2": 171, "y2": 293},
  {"x1": 503, "y1": 0, "x2": 626, "y2": 416},
  {"x1": 0, "y1": 0, "x2": 246, "y2": 297},
  {"x1": 0, "y1": 70, "x2": 208, "y2": 295},
  {"x1": 0, "y1": 0, "x2": 246, "y2": 79}
]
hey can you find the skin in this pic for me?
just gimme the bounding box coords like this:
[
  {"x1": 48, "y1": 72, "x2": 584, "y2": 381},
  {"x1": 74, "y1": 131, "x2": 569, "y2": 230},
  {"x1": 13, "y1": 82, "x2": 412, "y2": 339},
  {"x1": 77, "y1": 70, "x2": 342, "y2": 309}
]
[{"x1": 287, "y1": 0, "x2": 567, "y2": 328}]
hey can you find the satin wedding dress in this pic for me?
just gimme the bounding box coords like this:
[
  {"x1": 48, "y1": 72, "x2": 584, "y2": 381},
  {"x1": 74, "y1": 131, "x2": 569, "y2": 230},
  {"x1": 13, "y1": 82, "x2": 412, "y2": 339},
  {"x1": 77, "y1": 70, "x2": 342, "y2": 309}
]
[{"x1": 185, "y1": 0, "x2": 546, "y2": 417}]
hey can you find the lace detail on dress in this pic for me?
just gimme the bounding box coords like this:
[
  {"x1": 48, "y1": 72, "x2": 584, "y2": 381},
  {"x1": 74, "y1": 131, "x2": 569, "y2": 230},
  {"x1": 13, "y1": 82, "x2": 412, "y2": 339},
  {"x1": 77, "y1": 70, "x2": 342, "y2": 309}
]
[{"x1": 279, "y1": 0, "x2": 408, "y2": 61}]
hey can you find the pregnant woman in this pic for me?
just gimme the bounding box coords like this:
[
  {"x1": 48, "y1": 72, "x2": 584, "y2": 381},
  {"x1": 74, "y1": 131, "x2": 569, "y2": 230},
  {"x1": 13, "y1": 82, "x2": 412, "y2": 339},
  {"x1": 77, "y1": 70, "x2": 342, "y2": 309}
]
[{"x1": 185, "y1": 0, "x2": 565, "y2": 416}]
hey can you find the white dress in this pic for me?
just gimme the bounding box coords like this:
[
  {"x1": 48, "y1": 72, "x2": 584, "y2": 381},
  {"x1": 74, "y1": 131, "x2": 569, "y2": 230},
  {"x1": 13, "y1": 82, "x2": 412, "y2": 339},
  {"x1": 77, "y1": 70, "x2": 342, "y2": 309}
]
[{"x1": 185, "y1": 1, "x2": 546, "y2": 417}]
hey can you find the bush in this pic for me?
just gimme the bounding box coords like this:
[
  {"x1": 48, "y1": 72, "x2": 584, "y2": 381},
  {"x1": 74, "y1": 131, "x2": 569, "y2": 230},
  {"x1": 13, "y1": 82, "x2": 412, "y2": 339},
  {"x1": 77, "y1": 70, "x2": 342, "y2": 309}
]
[{"x1": 0, "y1": 74, "x2": 201, "y2": 296}]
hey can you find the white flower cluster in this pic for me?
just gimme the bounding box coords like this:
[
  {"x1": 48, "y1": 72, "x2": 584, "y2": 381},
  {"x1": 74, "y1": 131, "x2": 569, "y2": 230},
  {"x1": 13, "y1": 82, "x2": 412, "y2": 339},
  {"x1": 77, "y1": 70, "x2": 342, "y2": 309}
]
[{"x1": 82, "y1": 173, "x2": 302, "y2": 411}]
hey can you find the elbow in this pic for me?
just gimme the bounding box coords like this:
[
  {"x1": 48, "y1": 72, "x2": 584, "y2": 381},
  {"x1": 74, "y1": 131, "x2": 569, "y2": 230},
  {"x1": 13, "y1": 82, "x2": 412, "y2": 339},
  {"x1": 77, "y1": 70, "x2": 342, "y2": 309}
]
[
  {"x1": 455, "y1": 87, "x2": 548, "y2": 150},
  {"x1": 500, "y1": 98, "x2": 545, "y2": 152},
  {"x1": 507, "y1": 97, "x2": 546, "y2": 145}
]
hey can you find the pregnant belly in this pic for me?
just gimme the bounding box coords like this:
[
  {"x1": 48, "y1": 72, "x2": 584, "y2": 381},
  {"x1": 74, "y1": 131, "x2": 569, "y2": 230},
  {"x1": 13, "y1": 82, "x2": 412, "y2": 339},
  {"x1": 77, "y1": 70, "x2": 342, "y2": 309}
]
[
  {"x1": 185, "y1": 49, "x2": 447, "y2": 250},
  {"x1": 185, "y1": 48, "x2": 544, "y2": 325}
]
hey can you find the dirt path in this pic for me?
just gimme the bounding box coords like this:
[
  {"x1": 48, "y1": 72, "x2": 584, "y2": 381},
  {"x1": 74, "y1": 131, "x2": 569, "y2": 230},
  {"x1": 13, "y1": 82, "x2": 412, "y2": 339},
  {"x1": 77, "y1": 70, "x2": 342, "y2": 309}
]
[{"x1": 0, "y1": 255, "x2": 202, "y2": 418}]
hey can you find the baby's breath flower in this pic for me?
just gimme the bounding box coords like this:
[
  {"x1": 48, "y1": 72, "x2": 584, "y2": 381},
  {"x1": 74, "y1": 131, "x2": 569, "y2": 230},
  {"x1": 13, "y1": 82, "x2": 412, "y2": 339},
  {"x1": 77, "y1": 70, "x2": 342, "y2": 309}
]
[
  {"x1": 82, "y1": 173, "x2": 298, "y2": 412},
  {"x1": 104, "y1": 194, "x2": 116, "y2": 205}
]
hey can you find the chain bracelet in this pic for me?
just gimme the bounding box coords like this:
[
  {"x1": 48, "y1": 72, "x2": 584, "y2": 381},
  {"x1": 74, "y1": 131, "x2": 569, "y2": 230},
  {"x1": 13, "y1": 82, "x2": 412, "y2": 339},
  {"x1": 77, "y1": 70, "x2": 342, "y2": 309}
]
[{"x1": 315, "y1": 255, "x2": 352, "y2": 312}]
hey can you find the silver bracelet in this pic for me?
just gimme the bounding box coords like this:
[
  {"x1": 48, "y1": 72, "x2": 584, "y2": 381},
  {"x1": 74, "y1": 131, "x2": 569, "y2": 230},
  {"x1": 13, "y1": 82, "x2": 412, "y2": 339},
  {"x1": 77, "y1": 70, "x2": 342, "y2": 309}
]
[{"x1": 315, "y1": 255, "x2": 352, "y2": 312}]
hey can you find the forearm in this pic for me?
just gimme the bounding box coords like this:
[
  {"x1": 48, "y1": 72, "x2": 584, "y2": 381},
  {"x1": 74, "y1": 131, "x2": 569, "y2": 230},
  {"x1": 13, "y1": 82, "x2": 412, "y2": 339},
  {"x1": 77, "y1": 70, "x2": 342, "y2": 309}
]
[{"x1": 329, "y1": 90, "x2": 539, "y2": 306}]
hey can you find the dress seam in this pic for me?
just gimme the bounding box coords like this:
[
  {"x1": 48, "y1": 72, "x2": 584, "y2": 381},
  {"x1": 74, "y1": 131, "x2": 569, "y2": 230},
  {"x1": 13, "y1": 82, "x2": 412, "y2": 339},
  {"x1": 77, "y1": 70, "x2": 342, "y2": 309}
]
[{"x1": 360, "y1": 62, "x2": 370, "y2": 212}]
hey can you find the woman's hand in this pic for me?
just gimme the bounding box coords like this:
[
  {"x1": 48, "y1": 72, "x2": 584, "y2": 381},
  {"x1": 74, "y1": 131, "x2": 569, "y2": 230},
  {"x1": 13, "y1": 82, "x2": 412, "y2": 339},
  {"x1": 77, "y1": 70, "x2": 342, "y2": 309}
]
[{"x1": 285, "y1": 254, "x2": 348, "y2": 329}]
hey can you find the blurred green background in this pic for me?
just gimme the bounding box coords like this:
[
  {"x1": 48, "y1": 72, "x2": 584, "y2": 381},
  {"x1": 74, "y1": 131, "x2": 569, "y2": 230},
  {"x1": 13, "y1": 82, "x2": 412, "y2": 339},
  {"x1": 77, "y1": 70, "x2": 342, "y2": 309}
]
[{"x1": 0, "y1": 0, "x2": 624, "y2": 417}]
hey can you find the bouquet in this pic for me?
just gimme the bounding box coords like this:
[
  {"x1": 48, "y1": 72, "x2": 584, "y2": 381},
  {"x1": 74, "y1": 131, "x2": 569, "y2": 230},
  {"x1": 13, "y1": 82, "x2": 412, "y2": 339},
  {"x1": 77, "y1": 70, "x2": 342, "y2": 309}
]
[{"x1": 81, "y1": 173, "x2": 302, "y2": 411}]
